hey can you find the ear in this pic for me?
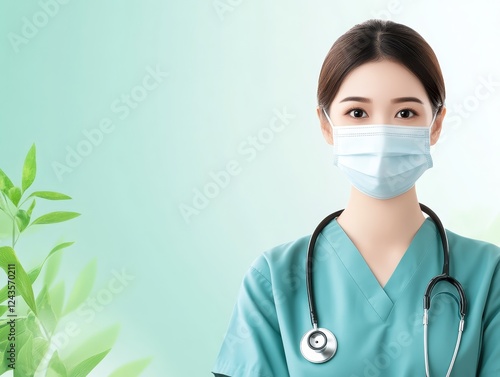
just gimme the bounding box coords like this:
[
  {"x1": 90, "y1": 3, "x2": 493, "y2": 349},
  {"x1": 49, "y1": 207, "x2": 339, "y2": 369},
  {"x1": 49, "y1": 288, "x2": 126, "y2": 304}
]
[
  {"x1": 316, "y1": 106, "x2": 334, "y2": 145},
  {"x1": 430, "y1": 106, "x2": 446, "y2": 146}
]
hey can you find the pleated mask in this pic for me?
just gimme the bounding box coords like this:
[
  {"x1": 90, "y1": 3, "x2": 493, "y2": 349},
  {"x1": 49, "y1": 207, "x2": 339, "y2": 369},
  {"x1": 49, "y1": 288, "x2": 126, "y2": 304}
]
[{"x1": 323, "y1": 107, "x2": 437, "y2": 200}]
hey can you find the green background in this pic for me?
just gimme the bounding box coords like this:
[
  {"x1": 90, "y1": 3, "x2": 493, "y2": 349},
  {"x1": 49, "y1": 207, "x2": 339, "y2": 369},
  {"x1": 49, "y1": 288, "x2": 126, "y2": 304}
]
[{"x1": 1, "y1": 0, "x2": 499, "y2": 375}]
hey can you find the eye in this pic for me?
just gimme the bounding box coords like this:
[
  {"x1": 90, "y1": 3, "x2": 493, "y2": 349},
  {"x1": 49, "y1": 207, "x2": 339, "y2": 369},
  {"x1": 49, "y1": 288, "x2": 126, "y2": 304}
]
[
  {"x1": 347, "y1": 108, "x2": 367, "y2": 118},
  {"x1": 396, "y1": 109, "x2": 417, "y2": 118}
]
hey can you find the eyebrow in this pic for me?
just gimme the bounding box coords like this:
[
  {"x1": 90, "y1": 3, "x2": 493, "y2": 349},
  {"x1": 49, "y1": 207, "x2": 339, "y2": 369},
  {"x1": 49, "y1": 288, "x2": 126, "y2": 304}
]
[
  {"x1": 339, "y1": 96, "x2": 371, "y2": 103},
  {"x1": 391, "y1": 96, "x2": 424, "y2": 104},
  {"x1": 339, "y1": 96, "x2": 424, "y2": 104}
]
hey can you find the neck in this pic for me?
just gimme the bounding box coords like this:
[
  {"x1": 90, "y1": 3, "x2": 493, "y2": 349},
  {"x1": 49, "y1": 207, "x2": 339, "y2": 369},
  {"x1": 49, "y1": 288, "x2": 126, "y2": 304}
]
[{"x1": 337, "y1": 186, "x2": 425, "y2": 244}]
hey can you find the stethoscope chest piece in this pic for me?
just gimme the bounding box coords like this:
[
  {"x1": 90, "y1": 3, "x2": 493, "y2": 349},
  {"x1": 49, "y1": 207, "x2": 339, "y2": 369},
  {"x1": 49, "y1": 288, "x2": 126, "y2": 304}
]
[
  {"x1": 300, "y1": 204, "x2": 466, "y2": 373},
  {"x1": 300, "y1": 327, "x2": 338, "y2": 363}
]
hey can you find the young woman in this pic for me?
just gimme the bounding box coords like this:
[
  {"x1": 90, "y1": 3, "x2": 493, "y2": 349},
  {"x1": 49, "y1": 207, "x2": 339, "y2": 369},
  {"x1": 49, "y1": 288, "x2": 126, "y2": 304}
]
[{"x1": 212, "y1": 19, "x2": 500, "y2": 377}]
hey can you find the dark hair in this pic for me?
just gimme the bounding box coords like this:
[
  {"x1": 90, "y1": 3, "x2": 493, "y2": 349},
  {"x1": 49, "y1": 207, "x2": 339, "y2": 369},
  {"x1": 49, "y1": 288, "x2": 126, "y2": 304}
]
[{"x1": 318, "y1": 19, "x2": 445, "y2": 118}]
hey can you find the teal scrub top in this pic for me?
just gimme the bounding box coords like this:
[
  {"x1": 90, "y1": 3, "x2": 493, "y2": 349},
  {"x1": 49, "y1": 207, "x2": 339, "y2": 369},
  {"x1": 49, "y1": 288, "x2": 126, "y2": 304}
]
[{"x1": 212, "y1": 217, "x2": 500, "y2": 376}]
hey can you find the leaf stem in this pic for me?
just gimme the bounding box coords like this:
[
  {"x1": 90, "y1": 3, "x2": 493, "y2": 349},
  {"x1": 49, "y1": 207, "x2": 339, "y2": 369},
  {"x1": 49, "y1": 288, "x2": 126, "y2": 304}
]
[
  {"x1": 18, "y1": 196, "x2": 30, "y2": 208},
  {"x1": 0, "y1": 206, "x2": 8, "y2": 216},
  {"x1": 13, "y1": 229, "x2": 21, "y2": 247}
]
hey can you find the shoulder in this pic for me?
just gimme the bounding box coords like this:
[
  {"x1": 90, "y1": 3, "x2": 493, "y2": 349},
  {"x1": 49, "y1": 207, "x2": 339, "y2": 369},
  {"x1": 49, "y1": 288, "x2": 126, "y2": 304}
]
[
  {"x1": 446, "y1": 229, "x2": 500, "y2": 293},
  {"x1": 443, "y1": 232, "x2": 500, "y2": 375},
  {"x1": 446, "y1": 228, "x2": 500, "y2": 264},
  {"x1": 249, "y1": 233, "x2": 311, "y2": 285}
]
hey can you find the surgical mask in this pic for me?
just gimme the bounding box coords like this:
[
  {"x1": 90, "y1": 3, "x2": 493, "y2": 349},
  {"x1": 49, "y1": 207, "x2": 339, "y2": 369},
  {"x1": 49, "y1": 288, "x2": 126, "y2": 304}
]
[{"x1": 322, "y1": 108, "x2": 437, "y2": 200}]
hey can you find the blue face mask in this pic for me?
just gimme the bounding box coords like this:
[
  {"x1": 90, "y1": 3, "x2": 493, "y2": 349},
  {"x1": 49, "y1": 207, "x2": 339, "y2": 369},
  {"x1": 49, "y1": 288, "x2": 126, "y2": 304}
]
[{"x1": 322, "y1": 108, "x2": 437, "y2": 200}]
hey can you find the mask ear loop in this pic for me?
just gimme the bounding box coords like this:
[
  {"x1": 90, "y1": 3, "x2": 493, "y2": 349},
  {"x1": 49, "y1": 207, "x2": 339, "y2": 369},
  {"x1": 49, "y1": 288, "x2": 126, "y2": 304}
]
[
  {"x1": 428, "y1": 107, "x2": 441, "y2": 150},
  {"x1": 429, "y1": 109, "x2": 439, "y2": 129},
  {"x1": 322, "y1": 107, "x2": 334, "y2": 127}
]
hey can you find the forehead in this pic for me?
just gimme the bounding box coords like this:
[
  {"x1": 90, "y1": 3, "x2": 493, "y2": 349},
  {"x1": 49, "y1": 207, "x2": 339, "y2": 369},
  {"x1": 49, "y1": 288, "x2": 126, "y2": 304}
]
[{"x1": 333, "y1": 59, "x2": 429, "y2": 103}]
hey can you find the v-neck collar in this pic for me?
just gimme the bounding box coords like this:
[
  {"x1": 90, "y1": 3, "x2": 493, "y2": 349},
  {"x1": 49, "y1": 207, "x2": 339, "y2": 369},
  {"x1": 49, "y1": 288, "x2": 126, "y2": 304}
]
[{"x1": 319, "y1": 217, "x2": 436, "y2": 321}]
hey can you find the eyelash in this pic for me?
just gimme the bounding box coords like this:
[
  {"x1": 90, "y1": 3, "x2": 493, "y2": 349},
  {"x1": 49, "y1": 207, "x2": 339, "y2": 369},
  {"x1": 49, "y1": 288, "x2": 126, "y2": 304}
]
[
  {"x1": 345, "y1": 107, "x2": 366, "y2": 117},
  {"x1": 344, "y1": 107, "x2": 420, "y2": 118},
  {"x1": 397, "y1": 107, "x2": 419, "y2": 118}
]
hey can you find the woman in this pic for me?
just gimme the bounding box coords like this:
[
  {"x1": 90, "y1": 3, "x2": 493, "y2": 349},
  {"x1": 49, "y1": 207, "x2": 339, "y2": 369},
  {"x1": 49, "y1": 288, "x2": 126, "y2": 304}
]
[{"x1": 212, "y1": 19, "x2": 500, "y2": 376}]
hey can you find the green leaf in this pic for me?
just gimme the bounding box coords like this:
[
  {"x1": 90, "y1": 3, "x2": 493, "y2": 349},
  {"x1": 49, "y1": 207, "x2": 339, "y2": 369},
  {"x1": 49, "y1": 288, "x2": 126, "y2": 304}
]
[
  {"x1": 0, "y1": 246, "x2": 37, "y2": 314},
  {"x1": 26, "y1": 311, "x2": 40, "y2": 335},
  {"x1": 0, "y1": 322, "x2": 10, "y2": 343},
  {"x1": 37, "y1": 241, "x2": 74, "y2": 286},
  {"x1": 26, "y1": 198, "x2": 36, "y2": 217},
  {"x1": 15, "y1": 209, "x2": 30, "y2": 232},
  {"x1": 36, "y1": 285, "x2": 58, "y2": 333},
  {"x1": 0, "y1": 287, "x2": 11, "y2": 307},
  {"x1": 0, "y1": 318, "x2": 28, "y2": 344},
  {"x1": 27, "y1": 191, "x2": 72, "y2": 200},
  {"x1": 0, "y1": 242, "x2": 74, "y2": 305},
  {"x1": 7, "y1": 186, "x2": 21, "y2": 207},
  {"x1": 63, "y1": 324, "x2": 120, "y2": 371},
  {"x1": 47, "y1": 350, "x2": 68, "y2": 377},
  {"x1": 31, "y1": 211, "x2": 80, "y2": 225},
  {"x1": 0, "y1": 305, "x2": 6, "y2": 316},
  {"x1": 67, "y1": 349, "x2": 110, "y2": 377},
  {"x1": 49, "y1": 281, "x2": 65, "y2": 319},
  {"x1": 0, "y1": 340, "x2": 10, "y2": 374},
  {"x1": 16, "y1": 326, "x2": 36, "y2": 354},
  {"x1": 14, "y1": 333, "x2": 33, "y2": 377},
  {"x1": 108, "y1": 357, "x2": 153, "y2": 377},
  {"x1": 22, "y1": 143, "x2": 36, "y2": 194},
  {"x1": 0, "y1": 168, "x2": 14, "y2": 194},
  {"x1": 0, "y1": 206, "x2": 11, "y2": 238},
  {"x1": 14, "y1": 335, "x2": 33, "y2": 377},
  {"x1": 0, "y1": 317, "x2": 34, "y2": 340},
  {"x1": 32, "y1": 337, "x2": 50, "y2": 375},
  {"x1": 63, "y1": 259, "x2": 97, "y2": 315},
  {"x1": 7, "y1": 314, "x2": 40, "y2": 344},
  {"x1": 35, "y1": 285, "x2": 47, "y2": 308},
  {"x1": 44, "y1": 246, "x2": 64, "y2": 288},
  {"x1": 13, "y1": 333, "x2": 48, "y2": 377}
]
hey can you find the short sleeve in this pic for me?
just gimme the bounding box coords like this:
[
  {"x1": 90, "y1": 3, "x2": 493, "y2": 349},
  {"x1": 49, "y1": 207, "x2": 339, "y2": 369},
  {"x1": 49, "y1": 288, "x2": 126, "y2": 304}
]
[
  {"x1": 477, "y1": 260, "x2": 500, "y2": 376},
  {"x1": 212, "y1": 261, "x2": 289, "y2": 377}
]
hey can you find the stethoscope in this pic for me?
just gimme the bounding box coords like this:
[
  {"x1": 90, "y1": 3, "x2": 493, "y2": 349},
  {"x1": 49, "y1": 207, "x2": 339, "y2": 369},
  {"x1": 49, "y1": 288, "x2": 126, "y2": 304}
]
[{"x1": 300, "y1": 203, "x2": 467, "y2": 377}]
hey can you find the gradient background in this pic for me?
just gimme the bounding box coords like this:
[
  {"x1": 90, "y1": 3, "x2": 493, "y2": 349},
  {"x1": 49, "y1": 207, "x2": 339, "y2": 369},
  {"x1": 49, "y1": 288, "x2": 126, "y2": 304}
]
[{"x1": 0, "y1": 0, "x2": 499, "y2": 376}]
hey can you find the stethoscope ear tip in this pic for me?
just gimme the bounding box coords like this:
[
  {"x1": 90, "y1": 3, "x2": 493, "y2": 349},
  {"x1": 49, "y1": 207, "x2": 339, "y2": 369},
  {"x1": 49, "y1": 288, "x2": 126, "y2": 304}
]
[{"x1": 302, "y1": 204, "x2": 467, "y2": 374}]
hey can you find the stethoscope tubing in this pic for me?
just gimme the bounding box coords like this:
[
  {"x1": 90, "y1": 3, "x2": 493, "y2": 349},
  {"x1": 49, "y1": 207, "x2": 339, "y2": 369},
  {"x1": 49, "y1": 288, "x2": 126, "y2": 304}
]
[
  {"x1": 302, "y1": 203, "x2": 468, "y2": 375},
  {"x1": 306, "y1": 209, "x2": 344, "y2": 328}
]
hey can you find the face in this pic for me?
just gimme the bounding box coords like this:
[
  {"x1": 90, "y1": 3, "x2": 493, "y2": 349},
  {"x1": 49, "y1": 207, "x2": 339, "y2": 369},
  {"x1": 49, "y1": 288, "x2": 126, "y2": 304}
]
[{"x1": 316, "y1": 59, "x2": 446, "y2": 145}]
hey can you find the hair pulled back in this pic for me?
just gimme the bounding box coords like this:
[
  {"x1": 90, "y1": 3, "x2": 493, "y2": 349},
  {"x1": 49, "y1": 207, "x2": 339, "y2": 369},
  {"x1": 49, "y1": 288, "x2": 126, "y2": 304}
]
[{"x1": 317, "y1": 19, "x2": 445, "y2": 117}]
